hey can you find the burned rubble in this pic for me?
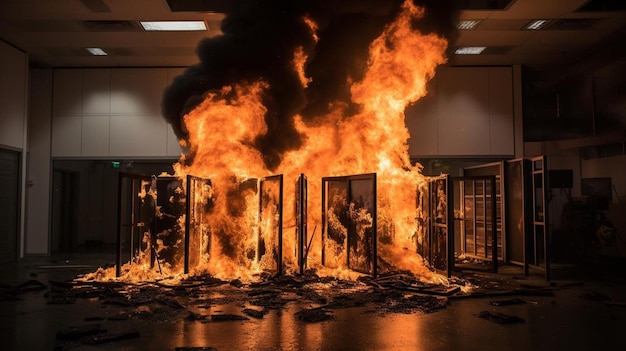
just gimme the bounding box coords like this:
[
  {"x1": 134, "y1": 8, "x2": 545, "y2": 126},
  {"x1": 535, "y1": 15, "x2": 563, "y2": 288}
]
[
  {"x1": 46, "y1": 269, "x2": 457, "y2": 326},
  {"x1": 4, "y1": 263, "x2": 624, "y2": 350},
  {"x1": 45, "y1": 269, "x2": 539, "y2": 327}
]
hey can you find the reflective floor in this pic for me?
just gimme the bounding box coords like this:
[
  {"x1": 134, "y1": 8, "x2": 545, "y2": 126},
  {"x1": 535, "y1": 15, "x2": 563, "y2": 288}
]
[{"x1": 1, "y1": 251, "x2": 625, "y2": 351}]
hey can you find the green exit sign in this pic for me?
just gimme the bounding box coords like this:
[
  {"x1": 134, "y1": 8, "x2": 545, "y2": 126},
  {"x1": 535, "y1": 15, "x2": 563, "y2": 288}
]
[{"x1": 111, "y1": 161, "x2": 120, "y2": 168}]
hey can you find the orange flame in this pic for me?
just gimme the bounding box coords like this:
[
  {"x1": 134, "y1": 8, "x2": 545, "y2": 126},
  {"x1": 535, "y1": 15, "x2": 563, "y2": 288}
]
[
  {"x1": 303, "y1": 16, "x2": 319, "y2": 43},
  {"x1": 293, "y1": 46, "x2": 311, "y2": 88},
  {"x1": 91, "y1": 0, "x2": 449, "y2": 284}
]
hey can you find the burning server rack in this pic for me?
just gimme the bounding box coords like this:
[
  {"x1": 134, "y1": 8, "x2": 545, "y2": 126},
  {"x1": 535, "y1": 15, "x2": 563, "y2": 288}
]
[{"x1": 117, "y1": 172, "x2": 457, "y2": 279}]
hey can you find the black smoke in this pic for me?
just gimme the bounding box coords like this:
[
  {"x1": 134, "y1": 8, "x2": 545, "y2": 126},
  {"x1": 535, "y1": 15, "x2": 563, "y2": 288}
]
[{"x1": 162, "y1": 0, "x2": 459, "y2": 170}]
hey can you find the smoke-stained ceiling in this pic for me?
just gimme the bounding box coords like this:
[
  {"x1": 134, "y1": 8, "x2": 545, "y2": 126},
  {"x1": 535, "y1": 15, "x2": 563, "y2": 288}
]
[
  {"x1": 0, "y1": 0, "x2": 622, "y2": 70},
  {"x1": 0, "y1": 0, "x2": 625, "y2": 142}
]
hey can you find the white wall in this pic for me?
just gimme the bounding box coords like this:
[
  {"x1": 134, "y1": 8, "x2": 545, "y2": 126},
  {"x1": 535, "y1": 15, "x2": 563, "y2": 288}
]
[
  {"x1": 26, "y1": 67, "x2": 185, "y2": 255},
  {"x1": 27, "y1": 69, "x2": 53, "y2": 254},
  {"x1": 51, "y1": 68, "x2": 184, "y2": 158},
  {"x1": 406, "y1": 66, "x2": 518, "y2": 158}
]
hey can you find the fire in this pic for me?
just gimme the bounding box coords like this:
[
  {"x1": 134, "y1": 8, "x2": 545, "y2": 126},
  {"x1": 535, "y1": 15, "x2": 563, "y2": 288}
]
[
  {"x1": 293, "y1": 46, "x2": 311, "y2": 88},
  {"x1": 89, "y1": 0, "x2": 449, "y2": 284}
]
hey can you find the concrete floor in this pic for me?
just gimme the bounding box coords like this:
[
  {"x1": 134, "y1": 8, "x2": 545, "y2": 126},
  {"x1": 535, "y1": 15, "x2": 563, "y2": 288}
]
[{"x1": 1, "y1": 250, "x2": 626, "y2": 351}]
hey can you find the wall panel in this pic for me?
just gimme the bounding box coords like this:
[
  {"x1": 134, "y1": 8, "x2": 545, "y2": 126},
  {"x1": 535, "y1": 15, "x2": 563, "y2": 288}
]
[
  {"x1": 110, "y1": 115, "x2": 167, "y2": 157},
  {"x1": 53, "y1": 69, "x2": 83, "y2": 116},
  {"x1": 110, "y1": 69, "x2": 168, "y2": 116},
  {"x1": 52, "y1": 114, "x2": 82, "y2": 156},
  {"x1": 50, "y1": 68, "x2": 183, "y2": 159},
  {"x1": 406, "y1": 78, "x2": 438, "y2": 156},
  {"x1": 489, "y1": 67, "x2": 514, "y2": 155},
  {"x1": 438, "y1": 67, "x2": 490, "y2": 155},
  {"x1": 407, "y1": 66, "x2": 515, "y2": 158},
  {"x1": 81, "y1": 115, "x2": 110, "y2": 156},
  {"x1": 83, "y1": 69, "x2": 111, "y2": 115},
  {"x1": 166, "y1": 125, "x2": 183, "y2": 157}
]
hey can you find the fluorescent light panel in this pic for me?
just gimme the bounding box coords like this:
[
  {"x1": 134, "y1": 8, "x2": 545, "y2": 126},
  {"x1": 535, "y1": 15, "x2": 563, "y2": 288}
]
[
  {"x1": 524, "y1": 19, "x2": 550, "y2": 30},
  {"x1": 457, "y1": 20, "x2": 481, "y2": 30},
  {"x1": 455, "y1": 46, "x2": 486, "y2": 55},
  {"x1": 85, "y1": 47, "x2": 107, "y2": 56},
  {"x1": 140, "y1": 21, "x2": 206, "y2": 31}
]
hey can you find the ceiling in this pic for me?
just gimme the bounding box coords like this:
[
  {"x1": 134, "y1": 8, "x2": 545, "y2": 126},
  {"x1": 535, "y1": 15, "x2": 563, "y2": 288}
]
[
  {"x1": 1, "y1": 0, "x2": 624, "y2": 143},
  {"x1": 0, "y1": 0, "x2": 624, "y2": 71}
]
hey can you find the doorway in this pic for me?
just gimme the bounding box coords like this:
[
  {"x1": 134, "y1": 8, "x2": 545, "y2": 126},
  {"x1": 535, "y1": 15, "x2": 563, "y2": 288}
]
[
  {"x1": 0, "y1": 149, "x2": 20, "y2": 263},
  {"x1": 51, "y1": 169, "x2": 80, "y2": 253}
]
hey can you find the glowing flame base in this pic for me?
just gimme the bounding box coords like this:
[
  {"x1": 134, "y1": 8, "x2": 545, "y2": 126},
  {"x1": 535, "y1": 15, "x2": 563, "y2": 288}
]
[{"x1": 82, "y1": 0, "x2": 450, "y2": 285}]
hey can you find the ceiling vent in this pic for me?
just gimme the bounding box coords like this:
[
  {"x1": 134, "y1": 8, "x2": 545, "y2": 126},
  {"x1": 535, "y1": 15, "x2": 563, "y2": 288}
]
[
  {"x1": 455, "y1": 0, "x2": 514, "y2": 10},
  {"x1": 80, "y1": 20, "x2": 141, "y2": 32},
  {"x1": 482, "y1": 46, "x2": 513, "y2": 55},
  {"x1": 548, "y1": 18, "x2": 601, "y2": 30},
  {"x1": 44, "y1": 47, "x2": 92, "y2": 56},
  {"x1": 104, "y1": 48, "x2": 133, "y2": 56},
  {"x1": 577, "y1": 0, "x2": 626, "y2": 12},
  {"x1": 166, "y1": 0, "x2": 229, "y2": 12}
]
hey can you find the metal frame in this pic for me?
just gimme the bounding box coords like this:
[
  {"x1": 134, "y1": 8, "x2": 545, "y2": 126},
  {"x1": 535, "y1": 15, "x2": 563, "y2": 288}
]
[
  {"x1": 419, "y1": 175, "x2": 454, "y2": 277},
  {"x1": 503, "y1": 158, "x2": 533, "y2": 268},
  {"x1": 529, "y1": 156, "x2": 550, "y2": 280},
  {"x1": 416, "y1": 183, "x2": 430, "y2": 268},
  {"x1": 258, "y1": 174, "x2": 284, "y2": 275},
  {"x1": 296, "y1": 174, "x2": 308, "y2": 275},
  {"x1": 462, "y1": 162, "x2": 506, "y2": 262},
  {"x1": 184, "y1": 175, "x2": 212, "y2": 274},
  {"x1": 447, "y1": 176, "x2": 455, "y2": 278},
  {"x1": 154, "y1": 175, "x2": 186, "y2": 269},
  {"x1": 451, "y1": 175, "x2": 498, "y2": 274},
  {"x1": 116, "y1": 172, "x2": 154, "y2": 277},
  {"x1": 321, "y1": 173, "x2": 378, "y2": 277}
]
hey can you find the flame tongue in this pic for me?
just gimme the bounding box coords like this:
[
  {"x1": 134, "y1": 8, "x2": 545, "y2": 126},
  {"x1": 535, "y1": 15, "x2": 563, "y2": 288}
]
[
  {"x1": 182, "y1": 82, "x2": 270, "y2": 180},
  {"x1": 95, "y1": 0, "x2": 449, "y2": 283}
]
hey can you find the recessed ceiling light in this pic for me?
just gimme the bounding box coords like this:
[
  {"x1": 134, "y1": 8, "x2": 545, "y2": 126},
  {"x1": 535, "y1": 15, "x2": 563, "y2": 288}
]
[
  {"x1": 85, "y1": 47, "x2": 107, "y2": 56},
  {"x1": 140, "y1": 21, "x2": 206, "y2": 31},
  {"x1": 455, "y1": 46, "x2": 486, "y2": 55},
  {"x1": 457, "y1": 20, "x2": 482, "y2": 30},
  {"x1": 523, "y1": 19, "x2": 550, "y2": 30}
]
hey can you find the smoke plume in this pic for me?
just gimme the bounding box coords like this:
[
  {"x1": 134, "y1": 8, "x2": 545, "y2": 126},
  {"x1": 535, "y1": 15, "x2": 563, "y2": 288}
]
[{"x1": 162, "y1": 0, "x2": 458, "y2": 169}]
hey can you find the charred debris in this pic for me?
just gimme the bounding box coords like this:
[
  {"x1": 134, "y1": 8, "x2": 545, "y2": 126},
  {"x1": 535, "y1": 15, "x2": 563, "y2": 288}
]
[
  {"x1": 4, "y1": 268, "x2": 569, "y2": 324},
  {"x1": 3, "y1": 267, "x2": 608, "y2": 349}
]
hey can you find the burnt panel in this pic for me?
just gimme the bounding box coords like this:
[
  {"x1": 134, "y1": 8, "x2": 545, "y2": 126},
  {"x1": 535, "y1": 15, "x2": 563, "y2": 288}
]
[
  {"x1": 430, "y1": 177, "x2": 449, "y2": 273},
  {"x1": 415, "y1": 184, "x2": 430, "y2": 262},
  {"x1": 347, "y1": 177, "x2": 376, "y2": 275},
  {"x1": 116, "y1": 173, "x2": 154, "y2": 277},
  {"x1": 155, "y1": 176, "x2": 185, "y2": 267},
  {"x1": 322, "y1": 179, "x2": 349, "y2": 269},
  {"x1": 258, "y1": 175, "x2": 283, "y2": 274},
  {"x1": 185, "y1": 175, "x2": 212, "y2": 273},
  {"x1": 322, "y1": 173, "x2": 377, "y2": 276}
]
